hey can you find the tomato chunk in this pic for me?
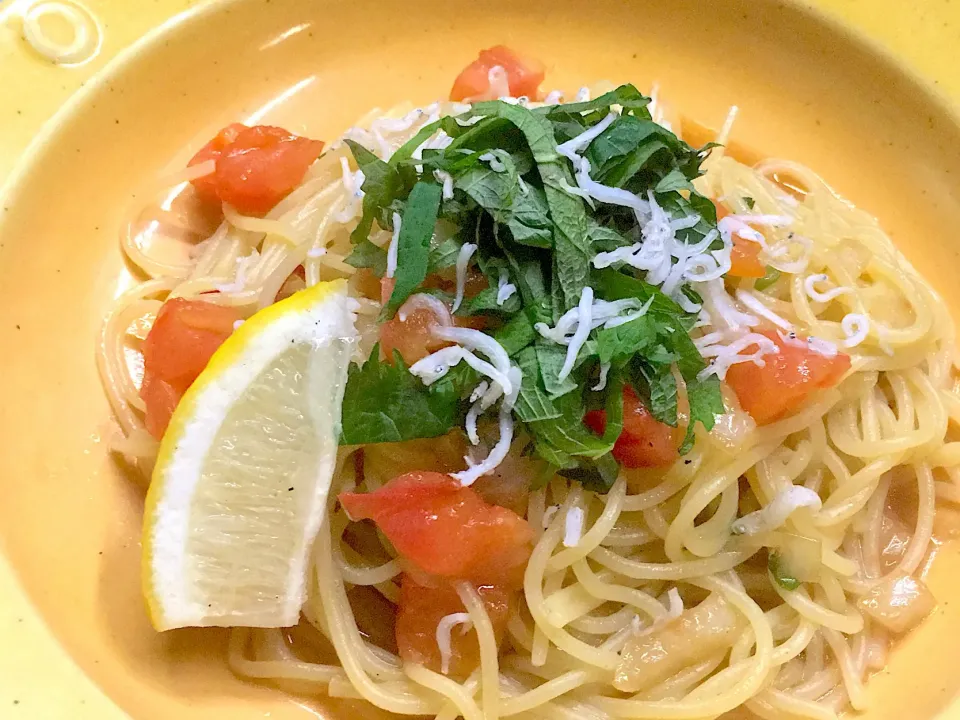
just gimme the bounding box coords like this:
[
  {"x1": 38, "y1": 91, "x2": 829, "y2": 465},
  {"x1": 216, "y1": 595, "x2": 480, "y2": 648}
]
[
  {"x1": 584, "y1": 386, "x2": 678, "y2": 468},
  {"x1": 140, "y1": 298, "x2": 240, "y2": 438},
  {"x1": 379, "y1": 292, "x2": 454, "y2": 366},
  {"x1": 188, "y1": 123, "x2": 245, "y2": 205},
  {"x1": 380, "y1": 276, "x2": 396, "y2": 306},
  {"x1": 338, "y1": 471, "x2": 533, "y2": 588},
  {"x1": 713, "y1": 201, "x2": 765, "y2": 278},
  {"x1": 725, "y1": 330, "x2": 851, "y2": 425},
  {"x1": 188, "y1": 124, "x2": 324, "y2": 216},
  {"x1": 450, "y1": 46, "x2": 545, "y2": 102},
  {"x1": 729, "y1": 236, "x2": 765, "y2": 278},
  {"x1": 396, "y1": 575, "x2": 511, "y2": 676},
  {"x1": 140, "y1": 373, "x2": 182, "y2": 441}
]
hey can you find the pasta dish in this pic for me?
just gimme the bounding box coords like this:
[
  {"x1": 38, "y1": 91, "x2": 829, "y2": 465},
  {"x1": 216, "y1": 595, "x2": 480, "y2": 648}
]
[{"x1": 97, "y1": 46, "x2": 960, "y2": 720}]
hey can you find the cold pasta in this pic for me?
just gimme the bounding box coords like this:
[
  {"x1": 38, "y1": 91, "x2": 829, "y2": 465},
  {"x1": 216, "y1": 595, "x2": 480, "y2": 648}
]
[{"x1": 98, "y1": 46, "x2": 960, "y2": 720}]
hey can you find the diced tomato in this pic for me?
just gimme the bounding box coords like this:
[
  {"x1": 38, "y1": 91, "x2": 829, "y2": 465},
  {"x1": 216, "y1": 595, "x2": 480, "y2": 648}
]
[
  {"x1": 379, "y1": 292, "x2": 454, "y2": 366},
  {"x1": 396, "y1": 575, "x2": 511, "y2": 677},
  {"x1": 729, "y1": 237, "x2": 766, "y2": 278},
  {"x1": 140, "y1": 298, "x2": 240, "y2": 438},
  {"x1": 140, "y1": 372, "x2": 182, "y2": 440},
  {"x1": 725, "y1": 330, "x2": 851, "y2": 425},
  {"x1": 450, "y1": 46, "x2": 545, "y2": 102},
  {"x1": 679, "y1": 117, "x2": 765, "y2": 167},
  {"x1": 713, "y1": 201, "x2": 731, "y2": 222},
  {"x1": 380, "y1": 276, "x2": 396, "y2": 306},
  {"x1": 584, "y1": 386, "x2": 678, "y2": 469},
  {"x1": 338, "y1": 471, "x2": 534, "y2": 589},
  {"x1": 188, "y1": 124, "x2": 324, "y2": 216},
  {"x1": 713, "y1": 201, "x2": 765, "y2": 278},
  {"x1": 188, "y1": 123, "x2": 245, "y2": 205}
]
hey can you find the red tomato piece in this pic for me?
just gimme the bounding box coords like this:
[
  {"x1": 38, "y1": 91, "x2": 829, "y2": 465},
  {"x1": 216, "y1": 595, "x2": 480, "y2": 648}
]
[
  {"x1": 714, "y1": 201, "x2": 767, "y2": 279},
  {"x1": 396, "y1": 575, "x2": 512, "y2": 677},
  {"x1": 140, "y1": 298, "x2": 240, "y2": 438},
  {"x1": 188, "y1": 123, "x2": 245, "y2": 205},
  {"x1": 379, "y1": 292, "x2": 454, "y2": 366},
  {"x1": 215, "y1": 126, "x2": 324, "y2": 215},
  {"x1": 380, "y1": 276, "x2": 396, "y2": 306},
  {"x1": 140, "y1": 373, "x2": 182, "y2": 441},
  {"x1": 725, "y1": 329, "x2": 851, "y2": 425},
  {"x1": 729, "y1": 236, "x2": 766, "y2": 278},
  {"x1": 188, "y1": 124, "x2": 324, "y2": 216},
  {"x1": 450, "y1": 46, "x2": 545, "y2": 102},
  {"x1": 584, "y1": 386, "x2": 678, "y2": 468},
  {"x1": 338, "y1": 471, "x2": 534, "y2": 589}
]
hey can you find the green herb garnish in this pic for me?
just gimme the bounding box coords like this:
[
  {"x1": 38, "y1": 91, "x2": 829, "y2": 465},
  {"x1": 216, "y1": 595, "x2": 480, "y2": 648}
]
[
  {"x1": 340, "y1": 346, "x2": 461, "y2": 445},
  {"x1": 338, "y1": 87, "x2": 727, "y2": 488},
  {"x1": 754, "y1": 267, "x2": 781, "y2": 291},
  {"x1": 769, "y1": 551, "x2": 802, "y2": 591},
  {"x1": 382, "y1": 181, "x2": 443, "y2": 317}
]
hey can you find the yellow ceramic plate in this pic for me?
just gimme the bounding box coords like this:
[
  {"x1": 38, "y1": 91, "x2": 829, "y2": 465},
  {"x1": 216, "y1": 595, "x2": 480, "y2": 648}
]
[{"x1": 2, "y1": 0, "x2": 960, "y2": 718}]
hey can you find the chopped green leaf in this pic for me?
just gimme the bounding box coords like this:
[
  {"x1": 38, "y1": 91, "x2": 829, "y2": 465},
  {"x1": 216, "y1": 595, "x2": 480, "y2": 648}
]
[
  {"x1": 655, "y1": 168, "x2": 694, "y2": 194},
  {"x1": 545, "y1": 109, "x2": 591, "y2": 144},
  {"x1": 446, "y1": 117, "x2": 520, "y2": 156},
  {"x1": 743, "y1": 196, "x2": 756, "y2": 210},
  {"x1": 388, "y1": 119, "x2": 443, "y2": 188},
  {"x1": 538, "y1": 84, "x2": 652, "y2": 118},
  {"x1": 496, "y1": 243, "x2": 552, "y2": 326},
  {"x1": 345, "y1": 139, "x2": 401, "y2": 245},
  {"x1": 427, "y1": 235, "x2": 463, "y2": 273},
  {"x1": 586, "y1": 219, "x2": 632, "y2": 252},
  {"x1": 666, "y1": 326, "x2": 710, "y2": 383},
  {"x1": 456, "y1": 285, "x2": 521, "y2": 316},
  {"x1": 595, "y1": 314, "x2": 656, "y2": 365},
  {"x1": 599, "y1": 370, "x2": 625, "y2": 446},
  {"x1": 593, "y1": 268, "x2": 687, "y2": 323},
  {"x1": 340, "y1": 94, "x2": 727, "y2": 475},
  {"x1": 680, "y1": 374, "x2": 725, "y2": 453},
  {"x1": 653, "y1": 191, "x2": 717, "y2": 247},
  {"x1": 513, "y1": 347, "x2": 561, "y2": 422},
  {"x1": 585, "y1": 116, "x2": 678, "y2": 188},
  {"x1": 769, "y1": 551, "x2": 802, "y2": 591},
  {"x1": 535, "y1": 341, "x2": 578, "y2": 398},
  {"x1": 529, "y1": 390, "x2": 609, "y2": 463},
  {"x1": 389, "y1": 120, "x2": 443, "y2": 166},
  {"x1": 340, "y1": 347, "x2": 461, "y2": 444},
  {"x1": 528, "y1": 371, "x2": 623, "y2": 467},
  {"x1": 646, "y1": 367, "x2": 679, "y2": 427},
  {"x1": 495, "y1": 311, "x2": 538, "y2": 356},
  {"x1": 383, "y1": 181, "x2": 443, "y2": 317},
  {"x1": 508, "y1": 185, "x2": 553, "y2": 248},
  {"x1": 454, "y1": 149, "x2": 519, "y2": 224},
  {"x1": 755, "y1": 267, "x2": 781, "y2": 291},
  {"x1": 345, "y1": 238, "x2": 387, "y2": 276},
  {"x1": 468, "y1": 101, "x2": 592, "y2": 313}
]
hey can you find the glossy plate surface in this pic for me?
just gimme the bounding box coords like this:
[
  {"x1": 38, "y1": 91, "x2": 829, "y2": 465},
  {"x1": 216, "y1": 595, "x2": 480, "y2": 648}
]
[{"x1": 1, "y1": 0, "x2": 960, "y2": 717}]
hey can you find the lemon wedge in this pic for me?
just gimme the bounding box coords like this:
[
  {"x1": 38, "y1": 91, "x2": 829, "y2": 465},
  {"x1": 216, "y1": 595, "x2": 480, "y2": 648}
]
[{"x1": 142, "y1": 279, "x2": 357, "y2": 631}]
